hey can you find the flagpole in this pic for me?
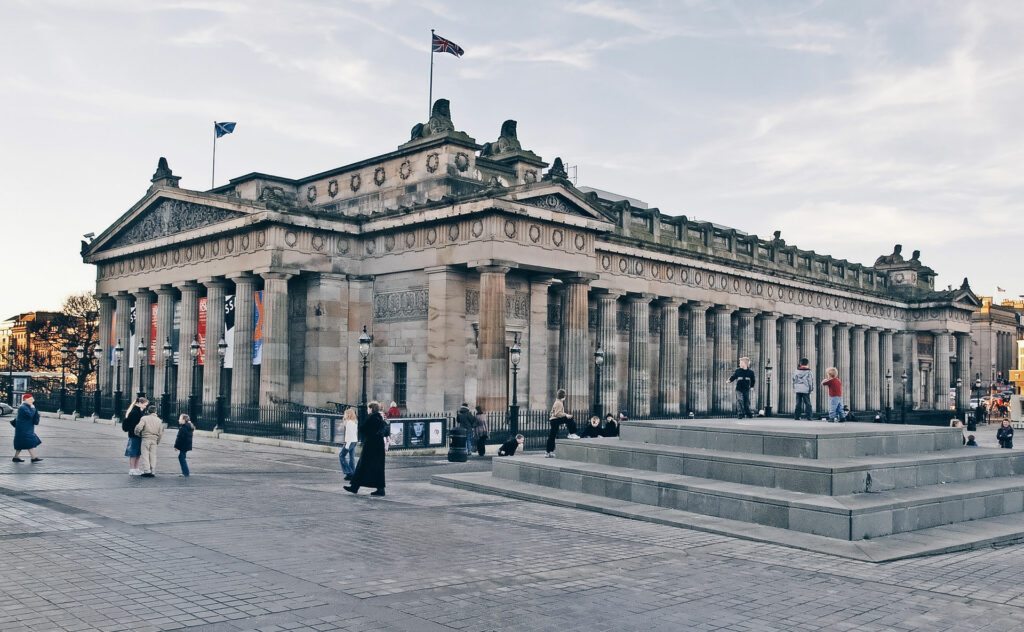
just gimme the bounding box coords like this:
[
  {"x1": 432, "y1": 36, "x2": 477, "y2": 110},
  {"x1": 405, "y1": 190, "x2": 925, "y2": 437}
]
[
  {"x1": 211, "y1": 122, "x2": 217, "y2": 189},
  {"x1": 429, "y1": 28, "x2": 435, "y2": 117}
]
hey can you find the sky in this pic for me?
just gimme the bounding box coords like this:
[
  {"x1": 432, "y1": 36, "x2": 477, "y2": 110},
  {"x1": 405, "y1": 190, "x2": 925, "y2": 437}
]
[{"x1": 2, "y1": 0, "x2": 1022, "y2": 317}]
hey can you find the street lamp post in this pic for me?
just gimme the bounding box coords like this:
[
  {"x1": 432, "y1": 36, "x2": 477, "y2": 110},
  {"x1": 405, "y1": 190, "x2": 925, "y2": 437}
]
[
  {"x1": 113, "y1": 339, "x2": 124, "y2": 420},
  {"x1": 215, "y1": 337, "x2": 227, "y2": 430},
  {"x1": 901, "y1": 370, "x2": 908, "y2": 424},
  {"x1": 884, "y1": 368, "x2": 892, "y2": 423},
  {"x1": 956, "y1": 376, "x2": 963, "y2": 422},
  {"x1": 6, "y1": 345, "x2": 14, "y2": 408},
  {"x1": 358, "y1": 326, "x2": 371, "y2": 424},
  {"x1": 160, "y1": 338, "x2": 172, "y2": 422},
  {"x1": 188, "y1": 336, "x2": 200, "y2": 424},
  {"x1": 92, "y1": 344, "x2": 103, "y2": 418},
  {"x1": 593, "y1": 343, "x2": 605, "y2": 418},
  {"x1": 764, "y1": 358, "x2": 773, "y2": 417},
  {"x1": 509, "y1": 333, "x2": 521, "y2": 436},
  {"x1": 137, "y1": 337, "x2": 147, "y2": 398},
  {"x1": 74, "y1": 345, "x2": 85, "y2": 417},
  {"x1": 59, "y1": 344, "x2": 69, "y2": 415}
]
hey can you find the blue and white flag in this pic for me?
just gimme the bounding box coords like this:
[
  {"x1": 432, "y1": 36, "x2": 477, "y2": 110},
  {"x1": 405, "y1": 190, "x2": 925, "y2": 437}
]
[{"x1": 215, "y1": 121, "x2": 236, "y2": 138}]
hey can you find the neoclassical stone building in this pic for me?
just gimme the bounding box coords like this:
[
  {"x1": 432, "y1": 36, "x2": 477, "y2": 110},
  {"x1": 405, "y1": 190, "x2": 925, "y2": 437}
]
[{"x1": 82, "y1": 100, "x2": 980, "y2": 418}]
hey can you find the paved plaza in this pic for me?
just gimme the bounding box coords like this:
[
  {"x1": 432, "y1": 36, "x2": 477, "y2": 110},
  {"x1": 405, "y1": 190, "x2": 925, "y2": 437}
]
[{"x1": 2, "y1": 416, "x2": 1024, "y2": 632}]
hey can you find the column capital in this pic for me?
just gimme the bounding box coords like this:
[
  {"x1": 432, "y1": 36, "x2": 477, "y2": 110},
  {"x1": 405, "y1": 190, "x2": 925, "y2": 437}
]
[
  {"x1": 626, "y1": 292, "x2": 656, "y2": 304},
  {"x1": 592, "y1": 287, "x2": 624, "y2": 299},
  {"x1": 477, "y1": 265, "x2": 511, "y2": 275},
  {"x1": 800, "y1": 317, "x2": 821, "y2": 324},
  {"x1": 227, "y1": 272, "x2": 257, "y2": 284},
  {"x1": 97, "y1": 294, "x2": 115, "y2": 304},
  {"x1": 304, "y1": 271, "x2": 347, "y2": 284},
  {"x1": 834, "y1": 322, "x2": 852, "y2": 331},
  {"x1": 822, "y1": 319, "x2": 840, "y2": 326},
  {"x1": 173, "y1": 280, "x2": 202, "y2": 292},
  {"x1": 737, "y1": 308, "x2": 760, "y2": 318},
  {"x1": 557, "y1": 271, "x2": 599, "y2": 285},
  {"x1": 424, "y1": 265, "x2": 460, "y2": 275},
  {"x1": 850, "y1": 324, "x2": 867, "y2": 332},
  {"x1": 757, "y1": 311, "x2": 779, "y2": 321},
  {"x1": 778, "y1": 313, "x2": 800, "y2": 322},
  {"x1": 257, "y1": 270, "x2": 295, "y2": 282},
  {"x1": 687, "y1": 301, "x2": 713, "y2": 313},
  {"x1": 153, "y1": 284, "x2": 176, "y2": 297},
  {"x1": 201, "y1": 277, "x2": 232, "y2": 290},
  {"x1": 931, "y1": 329, "x2": 951, "y2": 336},
  {"x1": 132, "y1": 288, "x2": 155, "y2": 299},
  {"x1": 712, "y1": 304, "x2": 737, "y2": 314},
  {"x1": 469, "y1": 259, "x2": 518, "y2": 272},
  {"x1": 655, "y1": 296, "x2": 683, "y2": 308}
]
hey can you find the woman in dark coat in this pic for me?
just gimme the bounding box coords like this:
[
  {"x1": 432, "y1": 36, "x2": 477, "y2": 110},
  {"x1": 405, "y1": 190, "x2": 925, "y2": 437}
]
[
  {"x1": 344, "y1": 401, "x2": 387, "y2": 496},
  {"x1": 12, "y1": 393, "x2": 42, "y2": 463}
]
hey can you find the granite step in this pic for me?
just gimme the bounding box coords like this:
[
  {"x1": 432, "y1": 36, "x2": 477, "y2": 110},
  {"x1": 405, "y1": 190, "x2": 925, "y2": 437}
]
[
  {"x1": 621, "y1": 419, "x2": 963, "y2": 458},
  {"x1": 557, "y1": 438, "x2": 1024, "y2": 495},
  {"x1": 490, "y1": 455, "x2": 1024, "y2": 540}
]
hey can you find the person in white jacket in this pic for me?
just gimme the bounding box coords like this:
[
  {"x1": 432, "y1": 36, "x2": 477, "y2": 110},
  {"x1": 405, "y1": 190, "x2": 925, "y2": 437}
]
[
  {"x1": 339, "y1": 408, "x2": 359, "y2": 481},
  {"x1": 134, "y1": 406, "x2": 164, "y2": 478}
]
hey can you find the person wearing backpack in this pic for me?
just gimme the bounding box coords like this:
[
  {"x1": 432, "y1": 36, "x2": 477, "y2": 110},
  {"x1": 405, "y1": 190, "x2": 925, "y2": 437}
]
[{"x1": 344, "y1": 401, "x2": 387, "y2": 496}]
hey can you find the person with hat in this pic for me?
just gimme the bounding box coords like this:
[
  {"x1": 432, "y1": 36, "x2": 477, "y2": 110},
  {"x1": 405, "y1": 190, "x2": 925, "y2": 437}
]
[{"x1": 11, "y1": 393, "x2": 42, "y2": 463}]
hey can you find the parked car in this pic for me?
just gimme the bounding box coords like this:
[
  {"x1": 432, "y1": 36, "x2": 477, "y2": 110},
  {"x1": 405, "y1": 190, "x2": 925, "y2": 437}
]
[
  {"x1": 969, "y1": 397, "x2": 980, "y2": 410},
  {"x1": 0, "y1": 402, "x2": 13, "y2": 416}
]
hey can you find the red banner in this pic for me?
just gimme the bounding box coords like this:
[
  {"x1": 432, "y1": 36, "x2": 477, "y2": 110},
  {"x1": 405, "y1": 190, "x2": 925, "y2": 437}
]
[
  {"x1": 197, "y1": 297, "x2": 208, "y2": 366},
  {"x1": 149, "y1": 303, "x2": 158, "y2": 365}
]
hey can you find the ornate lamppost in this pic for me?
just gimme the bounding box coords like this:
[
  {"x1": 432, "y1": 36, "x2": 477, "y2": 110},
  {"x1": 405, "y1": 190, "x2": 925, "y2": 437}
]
[
  {"x1": 764, "y1": 358, "x2": 773, "y2": 417},
  {"x1": 6, "y1": 344, "x2": 14, "y2": 407},
  {"x1": 113, "y1": 339, "x2": 124, "y2": 420},
  {"x1": 59, "y1": 344, "x2": 69, "y2": 415},
  {"x1": 593, "y1": 343, "x2": 605, "y2": 418},
  {"x1": 956, "y1": 376, "x2": 963, "y2": 422},
  {"x1": 160, "y1": 338, "x2": 172, "y2": 421},
  {"x1": 358, "y1": 326, "x2": 371, "y2": 423},
  {"x1": 509, "y1": 333, "x2": 521, "y2": 436},
  {"x1": 92, "y1": 344, "x2": 103, "y2": 418},
  {"x1": 136, "y1": 337, "x2": 147, "y2": 398},
  {"x1": 884, "y1": 368, "x2": 892, "y2": 423},
  {"x1": 215, "y1": 337, "x2": 227, "y2": 429},
  {"x1": 74, "y1": 344, "x2": 85, "y2": 416},
  {"x1": 901, "y1": 370, "x2": 908, "y2": 424},
  {"x1": 188, "y1": 336, "x2": 200, "y2": 423}
]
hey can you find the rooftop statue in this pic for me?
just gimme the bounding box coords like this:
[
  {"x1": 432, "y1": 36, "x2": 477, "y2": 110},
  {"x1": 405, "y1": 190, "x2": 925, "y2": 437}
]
[
  {"x1": 410, "y1": 99, "x2": 456, "y2": 141},
  {"x1": 543, "y1": 157, "x2": 569, "y2": 181},
  {"x1": 874, "y1": 244, "x2": 904, "y2": 266},
  {"x1": 480, "y1": 120, "x2": 523, "y2": 157}
]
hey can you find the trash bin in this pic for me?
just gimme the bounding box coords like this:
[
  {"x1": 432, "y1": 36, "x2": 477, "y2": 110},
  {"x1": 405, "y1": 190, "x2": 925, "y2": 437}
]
[{"x1": 447, "y1": 426, "x2": 468, "y2": 462}]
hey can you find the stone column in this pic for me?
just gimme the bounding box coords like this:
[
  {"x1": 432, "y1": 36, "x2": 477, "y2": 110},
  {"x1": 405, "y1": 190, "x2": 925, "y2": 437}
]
[
  {"x1": 657, "y1": 298, "x2": 682, "y2": 415},
  {"x1": 778, "y1": 316, "x2": 798, "y2": 415},
  {"x1": 258, "y1": 272, "x2": 292, "y2": 407},
  {"x1": 424, "y1": 267, "x2": 465, "y2": 410},
  {"x1": 933, "y1": 331, "x2": 951, "y2": 411},
  {"x1": 956, "y1": 332, "x2": 971, "y2": 411},
  {"x1": 685, "y1": 303, "x2": 711, "y2": 414},
  {"x1": 758, "y1": 312, "x2": 779, "y2": 414},
  {"x1": 850, "y1": 326, "x2": 866, "y2": 411},
  {"x1": 712, "y1": 305, "x2": 736, "y2": 414},
  {"x1": 880, "y1": 329, "x2": 895, "y2": 411},
  {"x1": 834, "y1": 324, "x2": 851, "y2": 407},
  {"x1": 201, "y1": 279, "x2": 230, "y2": 405},
  {"x1": 626, "y1": 293, "x2": 654, "y2": 416},
  {"x1": 558, "y1": 273, "x2": 596, "y2": 413},
  {"x1": 595, "y1": 290, "x2": 621, "y2": 417},
  {"x1": 679, "y1": 310, "x2": 689, "y2": 412},
  {"x1": 132, "y1": 290, "x2": 153, "y2": 398},
  {"x1": 229, "y1": 274, "x2": 257, "y2": 406},
  {"x1": 527, "y1": 278, "x2": 553, "y2": 410},
  {"x1": 152, "y1": 286, "x2": 176, "y2": 401},
  {"x1": 98, "y1": 295, "x2": 114, "y2": 396},
  {"x1": 175, "y1": 281, "x2": 201, "y2": 402},
  {"x1": 477, "y1": 265, "x2": 510, "y2": 415},
  {"x1": 816, "y1": 321, "x2": 835, "y2": 415},
  {"x1": 113, "y1": 292, "x2": 132, "y2": 399},
  {"x1": 865, "y1": 328, "x2": 881, "y2": 411},
  {"x1": 737, "y1": 309, "x2": 758, "y2": 410}
]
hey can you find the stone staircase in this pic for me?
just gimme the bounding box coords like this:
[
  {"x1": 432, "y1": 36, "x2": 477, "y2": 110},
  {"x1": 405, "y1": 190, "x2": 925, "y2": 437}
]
[{"x1": 433, "y1": 419, "x2": 1024, "y2": 561}]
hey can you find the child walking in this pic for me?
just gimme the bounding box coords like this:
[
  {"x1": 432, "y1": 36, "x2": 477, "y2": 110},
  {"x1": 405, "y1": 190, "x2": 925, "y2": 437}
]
[
  {"x1": 821, "y1": 367, "x2": 845, "y2": 422},
  {"x1": 174, "y1": 414, "x2": 194, "y2": 476}
]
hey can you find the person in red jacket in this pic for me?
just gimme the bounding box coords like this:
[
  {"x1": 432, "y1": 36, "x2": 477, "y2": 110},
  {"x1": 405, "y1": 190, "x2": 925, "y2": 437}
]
[{"x1": 821, "y1": 367, "x2": 845, "y2": 422}]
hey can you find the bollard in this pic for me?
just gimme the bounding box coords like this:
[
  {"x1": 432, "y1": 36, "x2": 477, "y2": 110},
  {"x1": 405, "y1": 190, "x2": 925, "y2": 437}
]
[{"x1": 447, "y1": 426, "x2": 468, "y2": 462}]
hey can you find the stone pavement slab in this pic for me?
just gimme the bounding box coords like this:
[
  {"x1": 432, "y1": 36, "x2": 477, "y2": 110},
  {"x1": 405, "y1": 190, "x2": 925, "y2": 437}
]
[{"x1": 1, "y1": 415, "x2": 1024, "y2": 631}]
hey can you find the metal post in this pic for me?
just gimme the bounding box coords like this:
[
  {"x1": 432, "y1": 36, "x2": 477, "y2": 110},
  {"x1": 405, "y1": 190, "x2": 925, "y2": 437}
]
[
  {"x1": 358, "y1": 326, "x2": 371, "y2": 424},
  {"x1": 215, "y1": 337, "x2": 227, "y2": 431},
  {"x1": 6, "y1": 345, "x2": 14, "y2": 408},
  {"x1": 764, "y1": 358, "x2": 773, "y2": 417},
  {"x1": 93, "y1": 344, "x2": 103, "y2": 419},
  {"x1": 113, "y1": 340, "x2": 124, "y2": 420},
  {"x1": 188, "y1": 336, "x2": 200, "y2": 424},
  {"x1": 901, "y1": 370, "x2": 908, "y2": 424},
  {"x1": 161, "y1": 338, "x2": 172, "y2": 422},
  {"x1": 60, "y1": 345, "x2": 68, "y2": 415},
  {"x1": 137, "y1": 337, "x2": 147, "y2": 398},
  {"x1": 593, "y1": 343, "x2": 605, "y2": 419},
  {"x1": 509, "y1": 333, "x2": 521, "y2": 436},
  {"x1": 885, "y1": 368, "x2": 892, "y2": 423},
  {"x1": 74, "y1": 345, "x2": 84, "y2": 417}
]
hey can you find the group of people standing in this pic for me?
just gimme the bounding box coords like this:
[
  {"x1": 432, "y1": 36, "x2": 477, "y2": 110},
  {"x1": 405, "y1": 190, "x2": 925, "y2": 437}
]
[
  {"x1": 121, "y1": 397, "x2": 193, "y2": 477},
  {"x1": 726, "y1": 357, "x2": 851, "y2": 422}
]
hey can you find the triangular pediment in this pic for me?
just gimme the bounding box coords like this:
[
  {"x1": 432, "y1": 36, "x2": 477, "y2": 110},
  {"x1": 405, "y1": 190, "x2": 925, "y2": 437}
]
[
  {"x1": 515, "y1": 188, "x2": 612, "y2": 222},
  {"x1": 88, "y1": 192, "x2": 249, "y2": 255}
]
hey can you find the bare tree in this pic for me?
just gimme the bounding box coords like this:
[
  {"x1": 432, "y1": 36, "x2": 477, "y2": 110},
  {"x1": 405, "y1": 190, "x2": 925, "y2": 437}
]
[{"x1": 30, "y1": 292, "x2": 100, "y2": 389}]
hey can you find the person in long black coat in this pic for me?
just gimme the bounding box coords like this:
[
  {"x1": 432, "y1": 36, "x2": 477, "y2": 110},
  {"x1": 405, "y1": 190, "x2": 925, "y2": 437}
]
[
  {"x1": 344, "y1": 401, "x2": 387, "y2": 496},
  {"x1": 12, "y1": 393, "x2": 42, "y2": 463}
]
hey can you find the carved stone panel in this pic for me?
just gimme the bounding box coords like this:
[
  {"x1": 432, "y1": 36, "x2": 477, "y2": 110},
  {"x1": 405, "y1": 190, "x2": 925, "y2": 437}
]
[
  {"x1": 373, "y1": 289, "x2": 428, "y2": 322},
  {"x1": 108, "y1": 199, "x2": 244, "y2": 249}
]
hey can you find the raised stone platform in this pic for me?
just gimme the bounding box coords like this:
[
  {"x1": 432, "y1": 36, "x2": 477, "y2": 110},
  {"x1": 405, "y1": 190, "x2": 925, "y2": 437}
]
[{"x1": 433, "y1": 418, "x2": 1024, "y2": 561}]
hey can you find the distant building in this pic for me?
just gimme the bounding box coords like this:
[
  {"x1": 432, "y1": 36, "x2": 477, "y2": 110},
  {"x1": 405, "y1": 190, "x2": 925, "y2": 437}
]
[
  {"x1": 1, "y1": 312, "x2": 64, "y2": 372},
  {"x1": 81, "y1": 99, "x2": 980, "y2": 417},
  {"x1": 971, "y1": 297, "x2": 1024, "y2": 388}
]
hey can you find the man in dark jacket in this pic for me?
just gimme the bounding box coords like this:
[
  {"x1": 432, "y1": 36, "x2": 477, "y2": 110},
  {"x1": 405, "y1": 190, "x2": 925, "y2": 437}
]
[
  {"x1": 456, "y1": 403, "x2": 477, "y2": 454},
  {"x1": 498, "y1": 434, "x2": 524, "y2": 456},
  {"x1": 728, "y1": 357, "x2": 756, "y2": 419},
  {"x1": 792, "y1": 359, "x2": 814, "y2": 420}
]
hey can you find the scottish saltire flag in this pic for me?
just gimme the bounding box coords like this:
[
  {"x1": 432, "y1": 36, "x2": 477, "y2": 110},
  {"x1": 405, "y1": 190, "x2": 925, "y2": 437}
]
[
  {"x1": 215, "y1": 121, "x2": 236, "y2": 137},
  {"x1": 432, "y1": 33, "x2": 464, "y2": 57}
]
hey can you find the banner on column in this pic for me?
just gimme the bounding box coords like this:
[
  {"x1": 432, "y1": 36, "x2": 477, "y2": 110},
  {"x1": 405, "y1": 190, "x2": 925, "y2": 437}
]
[
  {"x1": 149, "y1": 303, "x2": 157, "y2": 365},
  {"x1": 172, "y1": 299, "x2": 181, "y2": 365},
  {"x1": 129, "y1": 306, "x2": 136, "y2": 369},
  {"x1": 197, "y1": 297, "x2": 207, "y2": 366},
  {"x1": 223, "y1": 294, "x2": 235, "y2": 369},
  {"x1": 253, "y1": 290, "x2": 264, "y2": 366}
]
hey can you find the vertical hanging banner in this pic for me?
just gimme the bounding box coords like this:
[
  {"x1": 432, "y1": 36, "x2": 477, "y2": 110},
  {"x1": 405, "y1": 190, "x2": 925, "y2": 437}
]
[
  {"x1": 129, "y1": 306, "x2": 137, "y2": 369},
  {"x1": 172, "y1": 299, "x2": 181, "y2": 364},
  {"x1": 253, "y1": 290, "x2": 264, "y2": 365},
  {"x1": 110, "y1": 309, "x2": 117, "y2": 363},
  {"x1": 223, "y1": 294, "x2": 235, "y2": 369},
  {"x1": 149, "y1": 303, "x2": 157, "y2": 365},
  {"x1": 197, "y1": 297, "x2": 208, "y2": 366}
]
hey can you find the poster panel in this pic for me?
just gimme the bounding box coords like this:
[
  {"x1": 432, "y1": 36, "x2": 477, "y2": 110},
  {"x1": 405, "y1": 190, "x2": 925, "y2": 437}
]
[
  {"x1": 223, "y1": 294, "x2": 235, "y2": 369},
  {"x1": 197, "y1": 297, "x2": 207, "y2": 366}
]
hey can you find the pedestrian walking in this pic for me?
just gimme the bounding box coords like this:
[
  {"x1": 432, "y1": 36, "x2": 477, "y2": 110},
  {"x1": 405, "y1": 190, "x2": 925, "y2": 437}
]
[
  {"x1": 821, "y1": 368, "x2": 845, "y2": 422},
  {"x1": 997, "y1": 419, "x2": 1014, "y2": 449},
  {"x1": 792, "y1": 358, "x2": 814, "y2": 420},
  {"x1": 123, "y1": 396, "x2": 147, "y2": 475},
  {"x1": 456, "y1": 402, "x2": 476, "y2": 455},
  {"x1": 134, "y1": 405, "x2": 164, "y2": 477},
  {"x1": 498, "y1": 434, "x2": 524, "y2": 456},
  {"x1": 338, "y1": 407, "x2": 358, "y2": 481},
  {"x1": 344, "y1": 400, "x2": 387, "y2": 496},
  {"x1": 473, "y1": 405, "x2": 489, "y2": 456},
  {"x1": 174, "y1": 414, "x2": 194, "y2": 476},
  {"x1": 546, "y1": 388, "x2": 579, "y2": 458},
  {"x1": 11, "y1": 393, "x2": 42, "y2": 463},
  {"x1": 728, "y1": 357, "x2": 756, "y2": 419},
  {"x1": 601, "y1": 413, "x2": 619, "y2": 438}
]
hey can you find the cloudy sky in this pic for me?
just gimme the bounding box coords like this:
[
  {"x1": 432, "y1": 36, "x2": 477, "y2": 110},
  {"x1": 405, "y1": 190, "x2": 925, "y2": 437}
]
[{"x1": 2, "y1": 0, "x2": 1022, "y2": 317}]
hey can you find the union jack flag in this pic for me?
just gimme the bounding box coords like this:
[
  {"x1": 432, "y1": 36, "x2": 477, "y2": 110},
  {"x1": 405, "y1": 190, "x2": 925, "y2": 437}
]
[{"x1": 432, "y1": 33, "x2": 464, "y2": 57}]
